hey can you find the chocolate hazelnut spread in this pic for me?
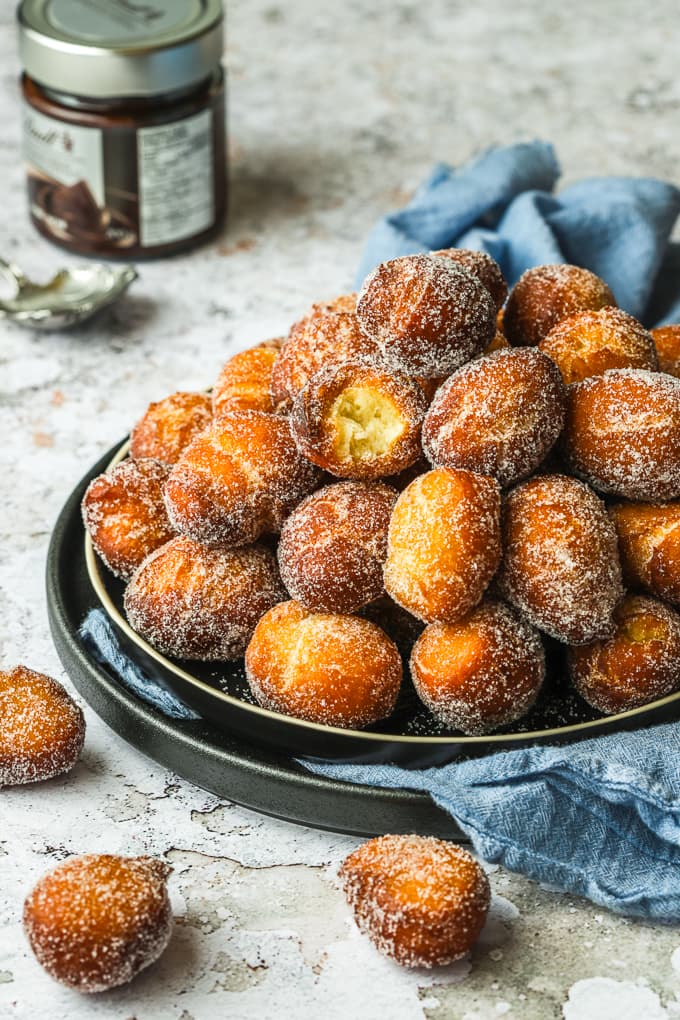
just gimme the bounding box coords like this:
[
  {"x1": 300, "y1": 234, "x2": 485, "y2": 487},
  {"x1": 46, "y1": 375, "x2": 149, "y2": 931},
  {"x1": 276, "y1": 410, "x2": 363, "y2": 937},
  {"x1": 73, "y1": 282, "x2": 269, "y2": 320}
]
[{"x1": 18, "y1": 0, "x2": 226, "y2": 259}]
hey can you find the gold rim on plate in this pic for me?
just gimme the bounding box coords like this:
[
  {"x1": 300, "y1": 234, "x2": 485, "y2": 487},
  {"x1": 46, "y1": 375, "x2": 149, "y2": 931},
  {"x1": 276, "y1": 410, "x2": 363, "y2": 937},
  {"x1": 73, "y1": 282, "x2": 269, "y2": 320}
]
[{"x1": 84, "y1": 439, "x2": 680, "y2": 746}]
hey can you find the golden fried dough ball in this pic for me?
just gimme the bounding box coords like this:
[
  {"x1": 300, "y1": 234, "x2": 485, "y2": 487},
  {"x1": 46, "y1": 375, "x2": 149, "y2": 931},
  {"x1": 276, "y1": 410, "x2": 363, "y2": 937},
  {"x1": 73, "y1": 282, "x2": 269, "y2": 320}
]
[
  {"x1": 538, "y1": 307, "x2": 658, "y2": 384},
  {"x1": 290, "y1": 360, "x2": 427, "y2": 480},
  {"x1": 433, "y1": 248, "x2": 508, "y2": 310},
  {"x1": 498, "y1": 474, "x2": 623, "y2": 644},
  {"x1": 271, "y1": 294, "x2": 376, "y2": 411},
  {"x1": 562, "y1": 368, "x2": 680, "y2": 500},
  {"x1": 569, "y1": 594, "x2": 680, "y2": 713},
  {"x1": 411, "y1": 600, "x2": 545, "y2": 734},
  {"x1": 339, "y1": 835, "x2": 490, "y2": 968},
  {"x1": 164, "y1": 411, "x2": 322, "y2": 547},
  {"x1": 422, "y1": 347, "x2": 565, "y2": 486},
  {"x1": 356, "y1": 254, "x2": 496, "y2": 378},
  {"x1": 245, "y1": 600, "x2": 402, "y2": 728},
  {"x1": 384, "y1": 467, "x2": 502, "y2": 624},
  {"x1": 212, "y1": 340, "x2": 283, "y2": 416},
  {"x1": 82, "y1": 458, "x2": 175, "y2": 580},
  {"x1": 124, "y1": 536, "x2": 286, "y2": 660},
  {"x1": 278, "y1": 481, "x2": 398, "y2": 613},
  {"x1": 129, "y1": 392, "x2": 212, "y2": 465},
  {"x1": 24, "y1": 855, "x2": 172, "y2": 993},
  {"x1": 609, "y1": 500, "x2": 680, "y2": 605},
  {"x1": 651, "y1": 324, "x2": 680, "y2": 378},
  {"x1": 504, "y1": 264, "x2": 615, "y2": 347},
  {"x1": 0, "y1": 667, "x2": 85, "y2": 786}
]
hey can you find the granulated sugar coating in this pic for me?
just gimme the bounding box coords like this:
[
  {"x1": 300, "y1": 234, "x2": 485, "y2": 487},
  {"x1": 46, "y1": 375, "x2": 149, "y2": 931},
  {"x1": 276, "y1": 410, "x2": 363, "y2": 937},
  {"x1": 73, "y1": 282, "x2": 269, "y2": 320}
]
[
  {"x1": 339, "y1": 834, "x2": 490, "y2": 968},
  {"x1": 503, "y1": 264, "x2": 615, "y2": 347},
  {"x1": 410, "y1": 600, "x2": 545, "y2": 735},
  {"x1": 498, "y1": 474, "x2": 624, "y2": 644},
  {"x1": 164, "y1": 411, "x2": 322, "y2": 548},
  {"x1": 569, "y1": 594, "x2": 680, "y2": 714},
  {"x1": 244, "y1": 600, "x2": 402, "y2": 728},
  {"x1": 356, "y1": 255, "x2": 496, "y2": 379},
  {"x1": 432, "y1": 248, "x2": 508, "y2": 310},
  {"x1": 0, "y1": 666, "x2": 85, "y2": 786},
  {"x1": 277, "y1": 480, "x2": 398, "y2": 614},
  {"x1": 82, "y1": 458, "x2": 175, "y2": 581},
  {"x1": 129, "y1": 391, "x2": 213, "y2": 466},
  {"x1": 562, "y1": 368, "x2": 680, "y2": 500},
  {"x1": 609, "y1": 499, "x2": 680, "y2": 605},
  {"x1": 212, "y1": 341, "x2": 283, "y2": 417},
  {"x1": 651, "y1": 323, "x2": 680, "y2": 378},
  {"x1": 290, "y1": 359, "x2": 427, "y2": 480},
  {"x1": 422, "y1": 347, "x2": 566, "y2": 486},
  {"x1": 124, "y1": 536, "x2": 286, "y2": 661},
  {"x1": 271, "y1": 294, "x2": 379, "y2": 411},
  {"x1": 538, "y1": 306, "x2": 658, "y2": 385},
  {"x1": 23, "y1": 854, "x2": 173, "y2": 993},
  {"x1": 384, "y1": 467, "x2": 502, "y2": 623}
]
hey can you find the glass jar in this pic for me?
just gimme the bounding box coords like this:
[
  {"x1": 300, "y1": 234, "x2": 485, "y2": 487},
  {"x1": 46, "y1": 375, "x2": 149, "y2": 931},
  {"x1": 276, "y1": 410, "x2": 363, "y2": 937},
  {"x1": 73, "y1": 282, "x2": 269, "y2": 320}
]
[{"x1": 18, "y1": 0, "x2": 226, "y2": 259}]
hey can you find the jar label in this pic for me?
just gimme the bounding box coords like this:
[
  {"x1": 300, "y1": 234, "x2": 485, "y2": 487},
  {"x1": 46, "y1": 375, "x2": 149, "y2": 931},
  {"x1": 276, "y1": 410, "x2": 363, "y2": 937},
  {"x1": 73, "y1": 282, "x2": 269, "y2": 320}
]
[
  {"x1": 23, "y1": 101, "x2": 216, "y2": 252},
  {"x1": 138, "y1": 110, "x2": 215, "y2": 247}
]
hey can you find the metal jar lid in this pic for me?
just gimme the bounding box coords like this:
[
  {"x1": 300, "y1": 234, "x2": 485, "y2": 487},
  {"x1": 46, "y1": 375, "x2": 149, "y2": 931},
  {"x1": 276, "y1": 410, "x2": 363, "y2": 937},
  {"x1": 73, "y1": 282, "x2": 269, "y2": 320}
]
[{"x1": 18, "y1": 0, "x2": 224, "y2": 99}]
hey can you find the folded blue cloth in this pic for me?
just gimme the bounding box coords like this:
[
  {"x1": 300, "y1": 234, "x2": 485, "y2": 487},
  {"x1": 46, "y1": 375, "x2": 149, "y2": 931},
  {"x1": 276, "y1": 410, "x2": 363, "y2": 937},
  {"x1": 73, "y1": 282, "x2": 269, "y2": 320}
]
[
  {"x1": 307, "y1": 141, "x2": 680, "y2": 921},
  {"x1": 356, "y1": 140, "x2": 680, "y2": 326},
  {"x1": 304, "y1": 726, "x2": 680, "y2": 921}
]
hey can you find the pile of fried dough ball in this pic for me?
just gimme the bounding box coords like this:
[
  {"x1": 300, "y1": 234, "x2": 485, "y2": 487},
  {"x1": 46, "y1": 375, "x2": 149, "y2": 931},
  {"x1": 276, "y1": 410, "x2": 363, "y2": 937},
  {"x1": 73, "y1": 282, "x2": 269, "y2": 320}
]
[
  {"x1": 2, "y1": 662, "x2": 490, "y2": 983},
  {"x1": 81, "y1": 252, "x2": 680, "y2": 735}
]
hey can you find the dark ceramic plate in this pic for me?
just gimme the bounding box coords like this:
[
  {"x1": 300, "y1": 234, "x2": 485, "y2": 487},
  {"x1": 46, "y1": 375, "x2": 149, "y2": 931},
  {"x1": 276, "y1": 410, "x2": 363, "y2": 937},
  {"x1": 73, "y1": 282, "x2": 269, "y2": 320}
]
[{"x1": 50, "y1": 440, "x2": 680, "y2": 771}]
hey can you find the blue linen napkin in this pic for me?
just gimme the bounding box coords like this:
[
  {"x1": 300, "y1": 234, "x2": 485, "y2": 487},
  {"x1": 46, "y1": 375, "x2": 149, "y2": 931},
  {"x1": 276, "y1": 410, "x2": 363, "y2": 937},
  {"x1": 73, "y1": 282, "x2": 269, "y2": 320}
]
[{"x1": 356, "y1": 140, "x2": 680, "y2": 326}]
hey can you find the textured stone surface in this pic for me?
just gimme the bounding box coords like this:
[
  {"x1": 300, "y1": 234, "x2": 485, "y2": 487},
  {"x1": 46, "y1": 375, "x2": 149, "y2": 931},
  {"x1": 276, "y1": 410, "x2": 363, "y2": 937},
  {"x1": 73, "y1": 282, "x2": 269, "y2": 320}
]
[{"x1": 2, "y1": 1, "x2": 680, "y2": 1017}]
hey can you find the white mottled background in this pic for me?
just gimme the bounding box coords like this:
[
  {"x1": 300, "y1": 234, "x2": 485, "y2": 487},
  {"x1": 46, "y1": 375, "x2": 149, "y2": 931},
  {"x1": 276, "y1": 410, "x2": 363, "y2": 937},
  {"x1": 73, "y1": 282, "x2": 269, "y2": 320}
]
[{"x1": 2, "y1": 2, "x2": 680, "y2": 1018}]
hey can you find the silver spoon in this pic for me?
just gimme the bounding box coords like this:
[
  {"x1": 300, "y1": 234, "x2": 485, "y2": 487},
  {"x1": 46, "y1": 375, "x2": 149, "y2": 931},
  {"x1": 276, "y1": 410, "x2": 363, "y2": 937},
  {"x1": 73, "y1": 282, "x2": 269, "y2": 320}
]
[{"x1": 0, "y1": 259, "x2": 138, "y2": 330}]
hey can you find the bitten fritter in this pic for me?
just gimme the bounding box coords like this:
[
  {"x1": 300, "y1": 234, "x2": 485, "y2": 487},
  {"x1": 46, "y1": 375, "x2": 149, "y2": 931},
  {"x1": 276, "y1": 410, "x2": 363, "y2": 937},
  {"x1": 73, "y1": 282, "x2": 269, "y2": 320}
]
[{"x1": 290, "y1": 360, "x2": 427, "y2": 480}]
